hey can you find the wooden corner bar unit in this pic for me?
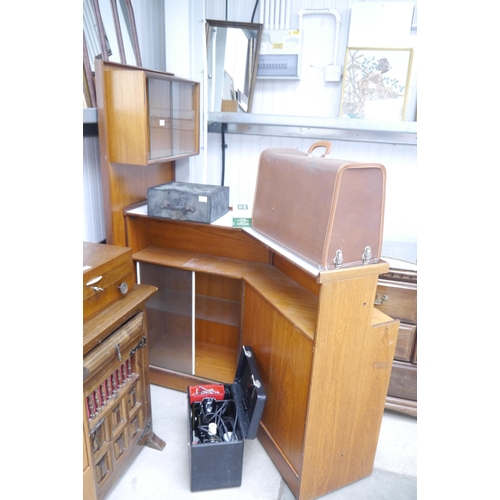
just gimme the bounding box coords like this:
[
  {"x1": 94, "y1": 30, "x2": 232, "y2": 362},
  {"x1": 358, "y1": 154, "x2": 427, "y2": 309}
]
[{"x1": 123, "y1": 205, "x2": 400, "y2": 500}]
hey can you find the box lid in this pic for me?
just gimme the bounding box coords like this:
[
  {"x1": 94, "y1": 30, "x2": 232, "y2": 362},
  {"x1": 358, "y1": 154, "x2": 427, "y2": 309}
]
[{"x1": 231, "y1": 345, "x2": 266, "y2": 440}]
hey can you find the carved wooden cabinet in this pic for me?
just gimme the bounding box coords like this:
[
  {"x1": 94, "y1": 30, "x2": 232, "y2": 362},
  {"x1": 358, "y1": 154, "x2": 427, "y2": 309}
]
[
  {"x1": 124, "y1": 205, "x2": 400, "y2": 499},
  {"x1": 83, "y1": 242, "x2": 165, "y2": 500},
  {"x1": 375, "y1": 263, "x2": 417, "y2": 416}
]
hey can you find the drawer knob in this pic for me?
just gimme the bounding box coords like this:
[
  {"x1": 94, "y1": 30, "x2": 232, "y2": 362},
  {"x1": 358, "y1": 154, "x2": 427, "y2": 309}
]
[
  {"x1": 374, "y1": 293, "x2": 389, "y2": 305},
  {"x1": 118, "y1": 282, "x2": 129, "y2": 295}
]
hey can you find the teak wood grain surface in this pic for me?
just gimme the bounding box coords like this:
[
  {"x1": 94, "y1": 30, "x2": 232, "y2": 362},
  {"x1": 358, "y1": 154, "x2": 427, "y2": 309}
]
[
  {"x1": 123, "y1": 212, "x2": 399, "y2": 499},
  {"x1": 299, "y1": 277, "x2": 398, "y2": 498}
]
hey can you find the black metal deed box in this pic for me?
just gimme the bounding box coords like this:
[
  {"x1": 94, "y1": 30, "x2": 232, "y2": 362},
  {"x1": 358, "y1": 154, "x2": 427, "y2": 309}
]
[
  {"x1": 147, "y1": 181, "x2": 229, "y2": 223},
  {"x1": 187, "y1": 345, "x2": 266, "y2": 491}
]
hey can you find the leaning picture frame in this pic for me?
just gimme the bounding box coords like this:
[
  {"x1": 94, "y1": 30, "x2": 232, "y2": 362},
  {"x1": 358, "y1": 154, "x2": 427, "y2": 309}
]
[{"x1": 340, "y1": 47, "x2": 413, "y2": 120}]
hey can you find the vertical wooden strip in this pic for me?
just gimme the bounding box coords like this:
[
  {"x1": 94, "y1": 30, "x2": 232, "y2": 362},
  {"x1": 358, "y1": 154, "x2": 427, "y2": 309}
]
[
  {"x1": 124, "y1": 0, "x2": 142, "y2": 66},
  {"x1": 83, "y1": 32, "x2": 97, "y2": 107},
  {"x1": 109, "y1": 0, "x2": 127, "y2": 63},
  {"x1": 299, "y1": 275, "x2": 399, "y2": 498},
  {"x1": 92, "y1": 0, "x2": 109, "y2": 61}
]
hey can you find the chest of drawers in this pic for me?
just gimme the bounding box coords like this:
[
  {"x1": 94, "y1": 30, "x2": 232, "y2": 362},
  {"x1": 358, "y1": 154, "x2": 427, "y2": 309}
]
[
  {"x1": 375, "y1": 264, "x2": 417, "y2": 416},
  {"x1": 83, "y1": 242, "x2": 165, "y2": 500}
]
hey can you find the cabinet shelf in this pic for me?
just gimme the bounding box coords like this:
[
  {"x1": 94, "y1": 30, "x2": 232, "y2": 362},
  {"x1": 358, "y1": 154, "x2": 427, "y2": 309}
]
[
  {"x1": 195, "y1": 341, "x2": 237, "y2": 383},
  {"x1": 146, "y1": 284, "x2": 240, "y2": 326},
  {"x1": 196, "y1": 295, "x2": 239, "y2": 326},
  {"x1": 134, "y1": 245, "x2": 318, "y2": 341},
  {"x1": 147, "y1": 288, "x2": 191, "y2": 316},
  {"x1": 208, "y1": 112, "x2": 417, "y2": 145}
]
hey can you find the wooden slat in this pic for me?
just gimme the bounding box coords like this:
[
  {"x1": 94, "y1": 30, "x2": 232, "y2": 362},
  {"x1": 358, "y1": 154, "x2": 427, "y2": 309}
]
[
  {"x1": 92, "y1": 0, "x2": 109, "y2": 61},
  {"x1": 134, "y1": 246, "x2": 318, "y2": 341},
  {"x1": 83, "y1": 284, "x2": 157, "y2": 355},
  {"x1": 299, "y1": 276, "x2": 399, "y2": 498},
  {"x1": 83, "y1": 313, "x2": 143, "y2": 385},
  {"x1": 109, "y1": 0, "x2": 126, "y2": 63},
  {"x1": 83, "y1": 32, "x2": 97, "y2": 108},
  {"x1": 385, "y1": 396, "x2": 417, "y2": 417},
  {"x1": 148, "y1": 219, "x2": 270, "y2": 263},
  {"x1": 317, "y1": 261, "x2": 390, "y2": 284},
  {"x1": 124, "y1": 0, "x2": 142, "y2": 66}
]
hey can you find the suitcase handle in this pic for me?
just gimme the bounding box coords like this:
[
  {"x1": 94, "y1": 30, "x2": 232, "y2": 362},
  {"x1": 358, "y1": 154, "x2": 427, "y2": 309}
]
[
  {"x1": 307, "y1": 141, "x2": 332, "y2": 157},
  {"x1": 160, "y1": 202, "x2": 196, "y2": 213}
]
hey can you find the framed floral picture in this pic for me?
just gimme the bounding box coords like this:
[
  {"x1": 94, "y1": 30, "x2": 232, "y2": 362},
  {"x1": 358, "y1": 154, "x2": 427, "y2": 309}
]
[{"x1": 340, "y1": 47, "x2": 413, "y2": 120}]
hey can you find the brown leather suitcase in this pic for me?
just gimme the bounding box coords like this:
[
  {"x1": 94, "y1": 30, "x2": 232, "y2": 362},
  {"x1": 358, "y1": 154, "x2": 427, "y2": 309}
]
[{"x1": 252, "y1": 141, "x2": 386, "y2": 270}]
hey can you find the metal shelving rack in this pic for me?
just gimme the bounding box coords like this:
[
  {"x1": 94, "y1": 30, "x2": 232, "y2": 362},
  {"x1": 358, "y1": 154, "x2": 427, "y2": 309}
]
[
  {"x1": 207, "y1": 112, "x2": 417, "y2": 145},
  {"x1": 84, "y1": 108, "x2": 417, "y2": 146}
]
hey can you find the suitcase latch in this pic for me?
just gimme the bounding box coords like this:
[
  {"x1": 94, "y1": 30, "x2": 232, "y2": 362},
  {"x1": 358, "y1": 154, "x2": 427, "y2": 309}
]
[
  {"x1": 362, "y1": 246, "x2": 372, "y2": 265},
  {"x1": 333, "y1": 250, "x2": 343, "y2": 268}
]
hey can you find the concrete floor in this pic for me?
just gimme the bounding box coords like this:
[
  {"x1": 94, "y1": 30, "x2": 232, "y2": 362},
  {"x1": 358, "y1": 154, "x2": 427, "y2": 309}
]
[{"x1": 106, "y1": 384, "x2": 417, "y2": 500}]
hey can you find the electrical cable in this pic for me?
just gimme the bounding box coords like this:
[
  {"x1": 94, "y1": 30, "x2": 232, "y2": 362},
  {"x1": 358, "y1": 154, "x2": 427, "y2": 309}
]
[
  {"x1": 221, "y1": 123, "x2": 227, "y2": 186},
  {"x1": 194, "y1": 398, "x2": 239, "y2": 443},
  {"x1": 251, "y1": 0, "x2": 260, "y2": 23}
]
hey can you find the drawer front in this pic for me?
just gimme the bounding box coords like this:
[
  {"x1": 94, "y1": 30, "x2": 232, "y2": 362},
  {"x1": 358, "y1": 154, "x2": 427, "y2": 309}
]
[
  {"x1": 83, "y1": 242, "x2": 134, "y2": 322},
  {"x1": 83, "y1": 262, "x2": 134, "y2": 322},
  {"x1": 387, "y1": 360, "x2": 417, "y2": 401},
  {"x1": 84, "y1": 313, "x2": 145, "y2": 389},
  {"x1": 394, "y1": 323, "x2": 417, "y2": 362},
  {"x1": 375, "y1": 280, "x2": 417, "y2": 324}
]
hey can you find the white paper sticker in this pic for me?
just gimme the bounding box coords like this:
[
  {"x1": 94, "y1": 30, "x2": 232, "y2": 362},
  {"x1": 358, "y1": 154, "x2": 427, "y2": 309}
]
[
  {"x1": 199, "y1": 196, "x2": 208, "y2": 203},
  {"x1": 159, "y1": 119, "x2": 165, "y2": 126}
]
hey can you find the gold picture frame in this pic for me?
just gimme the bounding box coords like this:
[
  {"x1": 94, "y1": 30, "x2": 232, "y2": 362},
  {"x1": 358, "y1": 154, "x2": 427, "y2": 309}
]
[{"x1": 340, "y1": 47, "x2": 413, "y2": 121}]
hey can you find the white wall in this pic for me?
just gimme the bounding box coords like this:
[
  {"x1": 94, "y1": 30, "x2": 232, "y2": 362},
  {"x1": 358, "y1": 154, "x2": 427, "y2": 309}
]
[
  {"x1": 198, "y1": 0, "x2": 418, "y2": 261},
  {"x1": 83, "y1": 0, "x2": 418, "y2": 262},
  {"x1": 164, "y1": 0, "x2": 207, "y2": 184}
]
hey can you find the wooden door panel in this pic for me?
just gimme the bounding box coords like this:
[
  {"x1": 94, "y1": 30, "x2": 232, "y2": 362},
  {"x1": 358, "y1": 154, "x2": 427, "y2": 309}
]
[{"x1": 242, "y1": 286, "x2": 313, "y2": 475}]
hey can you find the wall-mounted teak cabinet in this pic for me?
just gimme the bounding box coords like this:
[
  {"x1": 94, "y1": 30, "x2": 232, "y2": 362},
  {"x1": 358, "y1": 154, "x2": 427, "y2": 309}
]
[
  {"x1": 95, "y1": 60, "x2": 200, "y2": 246},
  {"x1": 98, "y1": 60, "x2": 200, "y2": 166}
]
